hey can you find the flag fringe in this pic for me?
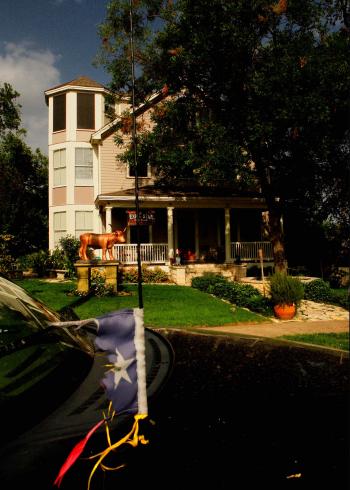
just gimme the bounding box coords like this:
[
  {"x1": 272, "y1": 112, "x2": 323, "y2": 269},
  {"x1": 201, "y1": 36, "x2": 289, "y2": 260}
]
[{"x1": 87, "y1": 414, "x2": 148, "y2": 490}]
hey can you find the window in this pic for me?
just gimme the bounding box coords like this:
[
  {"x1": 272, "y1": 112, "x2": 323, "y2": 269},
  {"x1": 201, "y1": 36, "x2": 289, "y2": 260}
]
[
  {"x1": 128, "y1": 162, "x2": 148, "y2": 178},
  {"x1": 53, "y1": 94, "x2": 66, "y2": 132},
  {"x1": 75, "y1": 211, "x2": 93, "y2": 239},
  {"x1": 77, "y1": 93, "x2": 95, "y2": 129},
  {"x1": 53, "y1": 212, "x2": 66, "y2": 246},
  {"x1": 53, "y1": 149, "x2": 66, "y2": 186},
  {"x1": 75, "y1": 148, "x2": 93, "y2": 185}
]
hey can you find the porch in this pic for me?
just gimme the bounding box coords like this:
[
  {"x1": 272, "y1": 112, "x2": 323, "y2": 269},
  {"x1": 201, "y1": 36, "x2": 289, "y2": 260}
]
[{"x1": 114, "y1": 241, "x2": 274, "y2": 264}]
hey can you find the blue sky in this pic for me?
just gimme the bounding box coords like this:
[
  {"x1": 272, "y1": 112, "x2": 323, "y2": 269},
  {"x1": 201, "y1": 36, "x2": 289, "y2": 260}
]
[{"x1": 0, "y1": 0, "x2": 111, "y2": 153}]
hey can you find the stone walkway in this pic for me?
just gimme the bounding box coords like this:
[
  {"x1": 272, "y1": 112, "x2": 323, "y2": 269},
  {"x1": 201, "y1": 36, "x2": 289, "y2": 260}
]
[{"x1": 197, "y1": 299, "x2": 349, "y2": 338}]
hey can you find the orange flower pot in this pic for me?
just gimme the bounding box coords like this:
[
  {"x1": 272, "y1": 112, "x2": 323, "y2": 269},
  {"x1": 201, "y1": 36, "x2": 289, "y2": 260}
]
[{"x1": 273, "y1": 303, "x2": 296, "y2": 320}]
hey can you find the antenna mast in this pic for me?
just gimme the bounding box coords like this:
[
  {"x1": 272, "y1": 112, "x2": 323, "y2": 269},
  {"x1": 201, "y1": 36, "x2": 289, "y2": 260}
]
[{"x1": 129, "y1": 0, "x2": 143, "y2": 309}]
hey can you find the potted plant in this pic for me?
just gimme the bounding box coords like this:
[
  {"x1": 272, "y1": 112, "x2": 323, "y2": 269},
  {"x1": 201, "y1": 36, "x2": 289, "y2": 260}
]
[{"x1": 268, "y1": 272, "x2": 304, "y2": 320}]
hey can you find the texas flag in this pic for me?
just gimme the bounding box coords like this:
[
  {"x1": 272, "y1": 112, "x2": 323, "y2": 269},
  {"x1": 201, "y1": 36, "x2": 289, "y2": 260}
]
[
  {"x1": 94, "y1": 308, "x2": 148, "y2": 416},
  {"x1": 53, "y1": 308, "x2": 148, "y2": 488}
]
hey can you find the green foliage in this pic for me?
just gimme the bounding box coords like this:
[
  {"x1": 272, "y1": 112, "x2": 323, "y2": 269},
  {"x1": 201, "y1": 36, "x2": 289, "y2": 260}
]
[
  {"x1": 0, "y1": 101, "x2": 48, "y2": 256},
  {"x1": 0, "y1": 234, "x2": 17, "y2": 275},
  {"x1": 23, "y1": 250, "x2": 51, "y2": 277},
  {"x1": 269, "y1": 272, "x2": 304, "y2": 306},
  {"x1": 120, "y1": 265, "x2": 170, "y2": 283},
  {"x1": 191, "y1": 272, "x2": 227, "y2": 292},
  {"x1": 192, "y1": 272, "x2": 272, "y2": 315},
  {"x1": 49, "y1": 247, "x2": 66, "y2": 270},
  {"x1": 98, "y1": 0, "x2": 350, "y2": 272},
  {"x1": 329, "y1": 288, "x2": 349, "y2": 310},
  {"x1": 58, "y1": 235, "x2": 81, "y2": 278},
  {"x1": 0, "y1": 82, "x2": 21, "y2": 135},
  {"x1": 303, "y1": 279, "x2": 332, "y2": 303},
  {"x1": 90, "y1": 270, "x2": 115, "y2": 297}
]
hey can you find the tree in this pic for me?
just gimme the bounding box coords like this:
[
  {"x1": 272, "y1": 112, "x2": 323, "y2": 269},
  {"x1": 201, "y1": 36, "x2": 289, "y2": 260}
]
[
  {"x1": 0, "y1": 83, "x2": 48, "y2": 257},
  {"x1": 97, "y1": 0, "x2": 350, "y2": 272},
  {"x1": 0, "y1": 82, "x2": 21, "y2": 136}
]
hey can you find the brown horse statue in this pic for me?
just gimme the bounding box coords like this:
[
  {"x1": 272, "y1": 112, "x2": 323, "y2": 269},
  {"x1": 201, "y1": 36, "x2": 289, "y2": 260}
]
[{"x1": 79, "y1": 229, "x2": 126, "y2": 261}]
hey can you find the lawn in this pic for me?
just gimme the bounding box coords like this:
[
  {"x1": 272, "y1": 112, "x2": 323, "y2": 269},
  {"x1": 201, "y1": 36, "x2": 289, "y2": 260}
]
[
  {"x1": 15, "y1": 279, "x2": 349, "y2": 350},
  {"x1": 281, "y1": 332, "x2": 349, "y2": 351},
  {"x1": 15, "y1": 279, "x2": 266, "y2": 328}
]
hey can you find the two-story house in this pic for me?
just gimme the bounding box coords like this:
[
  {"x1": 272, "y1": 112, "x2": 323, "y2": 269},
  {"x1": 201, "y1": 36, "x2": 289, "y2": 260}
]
[{"x1": 45, "y1": 76, "x2": 273, "y2": 277}]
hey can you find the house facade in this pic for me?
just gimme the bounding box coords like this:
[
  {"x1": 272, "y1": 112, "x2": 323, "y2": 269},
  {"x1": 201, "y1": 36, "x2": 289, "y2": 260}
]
[{"x1": 45, "y1": 76, "x2": 273, "y2": 273}]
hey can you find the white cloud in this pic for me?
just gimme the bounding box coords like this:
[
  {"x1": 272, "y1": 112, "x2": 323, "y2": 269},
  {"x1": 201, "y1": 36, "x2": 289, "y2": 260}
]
[{"x1": 0, "y1": 41, "x2": 61, "y2": 153}]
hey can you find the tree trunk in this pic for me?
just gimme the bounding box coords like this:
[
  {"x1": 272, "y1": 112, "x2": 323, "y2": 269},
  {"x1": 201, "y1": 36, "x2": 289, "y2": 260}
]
[
  {"x1": 254, "y1": 154, "x2": 287, "y2": 273},
  {"x1": 267, "y1": 204, "x2": 287, "y2": 273}
]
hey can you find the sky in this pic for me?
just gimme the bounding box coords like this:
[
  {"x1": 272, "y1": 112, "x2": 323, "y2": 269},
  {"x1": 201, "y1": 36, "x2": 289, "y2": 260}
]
[{"x1": 0, "y1": 0, "x2": 112, "y2": 154}]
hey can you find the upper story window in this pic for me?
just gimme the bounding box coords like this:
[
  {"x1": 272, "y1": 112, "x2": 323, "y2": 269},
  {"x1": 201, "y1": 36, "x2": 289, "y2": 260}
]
[
  {"x1": 75, "y1": 148, "x2": 93, "y2": 185},
  {"x1": 53, "y1": 94, "x2": 66, "y2": 132},
  {"x1": 53, "y1": 149, "x2": 66, "y2": 186},
  {"x1": 77, "y1": 93, "x2": 95, "y2": 129},
  {"x1": 128, "y1": 162, "x2": 149, "y2": 178}
]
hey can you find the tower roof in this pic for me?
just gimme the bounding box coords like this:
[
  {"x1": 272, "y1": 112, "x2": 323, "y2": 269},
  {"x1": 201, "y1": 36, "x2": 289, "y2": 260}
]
[{"x1": 44, "y1": 76, "x2": 108, "y2": 103}]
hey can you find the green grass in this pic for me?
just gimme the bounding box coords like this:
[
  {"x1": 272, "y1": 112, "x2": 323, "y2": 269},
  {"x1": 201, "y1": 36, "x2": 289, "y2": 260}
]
[
  {"x1": 15, "y1": 279, "x2": 266, "y2": 328},
  {"x1": 15, "y1": 278, "x2": 79, "y2": 311},
  {"x1": 280, "y1": 332, "x2": 349, "y2": 351},
  {"x1": 14, "y1": 279, "x2": 349, "y2": 349}
]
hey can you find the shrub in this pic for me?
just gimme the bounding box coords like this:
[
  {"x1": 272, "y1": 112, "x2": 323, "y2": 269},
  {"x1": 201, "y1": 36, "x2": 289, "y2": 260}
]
[
  {"x1": 329, "y1": 289, "x2": 349, "y2": 309},
  {"x1": 143, "y1": 266, "x2": 170, "y2": 283},
  {"x1": 269, "y1": 272, "x2": 304, "y2": 306},
  {"x1": 49, "y1": 247, "x2": 66, "y2": 270},
  {"x1": 244, "y1": 295, "x2": 273, "y2": 316},
  {"x1": 0, "y1": 234, "x2": 17, "y2": 275},
  {"x1": 25, "y1": 250, "x2": 51, "y2": 277},
  {"x1": 303, "y1": 279, "x2": 332, "y2": 303},
  {"x1": 191, "y1": 273, "x2": 227, "y2": 292},
  {"x1": 90, "y1": 270, "x2": 115, "y2": 296},
  {"x1": 119, "y1": 265, "x2": 170, "y2": 284},
  {"x1": 192, "y1": 272, "x2": 272, "y2": 316},
  {"x1": 59, "y1": 235, "x2": 81, "y2": 278}
]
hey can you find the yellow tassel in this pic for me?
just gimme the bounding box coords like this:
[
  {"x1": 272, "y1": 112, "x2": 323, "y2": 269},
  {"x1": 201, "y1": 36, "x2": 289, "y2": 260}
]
[{"x1": 86, "y1": 414, "x2": 148, "y2": 490}]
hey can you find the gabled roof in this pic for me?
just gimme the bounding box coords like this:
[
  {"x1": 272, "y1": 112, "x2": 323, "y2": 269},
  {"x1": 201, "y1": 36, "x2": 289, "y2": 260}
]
[
  {"x1": 44, "y1": 76, "x2": 109, "y2": 103},
  {"x1": 90, "y1": 89, "x2": 168, "y2": 144},
  {"x1": 48, "y1": 76, "x2": 106, "y2": 91}
]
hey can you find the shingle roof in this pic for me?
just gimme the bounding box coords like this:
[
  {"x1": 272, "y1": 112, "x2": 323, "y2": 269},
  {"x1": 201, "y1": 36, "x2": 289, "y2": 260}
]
[{"x1": 46, "y1": 76, "x2": 107, "y2": 92}]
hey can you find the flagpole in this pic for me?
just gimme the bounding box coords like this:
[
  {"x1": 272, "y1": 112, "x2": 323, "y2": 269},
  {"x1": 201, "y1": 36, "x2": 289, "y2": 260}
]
[{"x1": 129, "y1": 0, "x2": 143, "y2": 309}]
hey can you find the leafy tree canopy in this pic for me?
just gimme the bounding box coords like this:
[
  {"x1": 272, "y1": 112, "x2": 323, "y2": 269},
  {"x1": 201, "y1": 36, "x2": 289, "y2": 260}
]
[
  {"x1": 97, "y1": 0, "x2": 350, "y2": 270},
  {"x1": 0, "y1": 83, "x2": 48, "y2": 257}
]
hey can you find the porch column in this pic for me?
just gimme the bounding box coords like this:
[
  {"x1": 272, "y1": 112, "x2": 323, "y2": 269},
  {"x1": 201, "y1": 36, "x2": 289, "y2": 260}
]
[
  {"x1": 174, "y1": 211, "x2": 178, "y2": 250},
  {"x1": 167, "y1": 206, "x2": 174, "y2": 263},
  {"x1": 225, "y1": 207, "x2": 233, "y2": 263},
  {"x1": 194, "y1": 210, "x2": 200, "y2": 259},
  {"x1": 105, "y1": 206, "x2": 112, "y2": 232}
]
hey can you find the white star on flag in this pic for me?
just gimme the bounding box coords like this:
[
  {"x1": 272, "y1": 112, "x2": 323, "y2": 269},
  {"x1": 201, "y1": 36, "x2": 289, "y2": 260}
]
[{"x1": 112, "y1": 348, "x2": 134, "y2": 387}]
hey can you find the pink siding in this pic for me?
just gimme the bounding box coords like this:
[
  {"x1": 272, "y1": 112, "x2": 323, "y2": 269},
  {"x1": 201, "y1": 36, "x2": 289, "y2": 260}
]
[
  {"x1": 52, "y1": 132, "x2": 66, "y2": 144},
  {"x1": 74, "y1": 186, "x2": 94, "y2": 204},
  {"x1": 100, "y1": 134, "x2": 130, "y2": 193},
  {"x1": 52, "y1": 187, "x2": 66, "y2": 205},
  {"x1": 100, "y1": 108, "x2": 156, "y2": 194},
  {"x1": 76, "y1": 130, "x2": 94, "y2": 142}
]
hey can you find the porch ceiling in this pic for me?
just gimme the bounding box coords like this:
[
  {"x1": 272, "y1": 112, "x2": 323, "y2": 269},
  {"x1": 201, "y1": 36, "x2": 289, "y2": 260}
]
[{"x1": 95, "y1": 185, "x2": 267, "y2": 209}]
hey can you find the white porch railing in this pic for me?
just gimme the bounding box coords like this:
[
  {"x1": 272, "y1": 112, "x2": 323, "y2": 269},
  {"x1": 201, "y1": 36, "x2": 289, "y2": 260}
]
[
  {"x1": 114, "y1": 243, "x2": 168, "y2": 264},
  {"x1": 231, "y1": 241, "x2": 273, "y2": 261},
  {"x1": 114, "y1": 241, "x2": 273, "y2": 264}
]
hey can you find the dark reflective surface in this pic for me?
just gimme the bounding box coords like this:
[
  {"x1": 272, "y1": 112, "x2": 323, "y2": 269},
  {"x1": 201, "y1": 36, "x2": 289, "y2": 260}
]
[
  {"x1": 1, "y1": 325, "x2": 348, "y2": 489},
  {"x1": 101, "y1": 331, "x2": 349, "y2": 490}
]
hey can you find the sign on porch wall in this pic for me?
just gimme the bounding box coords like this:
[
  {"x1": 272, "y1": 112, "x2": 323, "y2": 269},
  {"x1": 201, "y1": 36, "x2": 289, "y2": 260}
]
[{"x1": 127, "y1": 209, "x2": 155, "y2": 226}]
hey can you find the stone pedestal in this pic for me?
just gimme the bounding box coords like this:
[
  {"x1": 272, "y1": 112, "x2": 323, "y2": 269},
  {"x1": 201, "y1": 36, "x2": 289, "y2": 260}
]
[{"x1": 75, "y1": 260, "x2": 119, "y2": 293}]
